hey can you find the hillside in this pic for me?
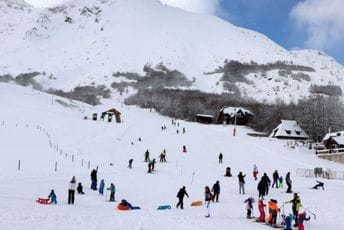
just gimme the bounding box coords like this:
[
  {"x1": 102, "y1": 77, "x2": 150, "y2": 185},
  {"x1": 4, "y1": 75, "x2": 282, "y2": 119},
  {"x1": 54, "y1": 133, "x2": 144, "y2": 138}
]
[
  {"x1": 1, "y1": 83, "x2": 344, "y2": 229},
  {"x1": 0, "y1": 0, "x2": 343, "y2": 102}
]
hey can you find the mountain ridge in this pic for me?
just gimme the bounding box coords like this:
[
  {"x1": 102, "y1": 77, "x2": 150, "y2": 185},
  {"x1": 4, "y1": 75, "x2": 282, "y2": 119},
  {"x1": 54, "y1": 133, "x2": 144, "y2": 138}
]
[{"x1": 0, "y1": 0, "x2": 343, "y2": 102}]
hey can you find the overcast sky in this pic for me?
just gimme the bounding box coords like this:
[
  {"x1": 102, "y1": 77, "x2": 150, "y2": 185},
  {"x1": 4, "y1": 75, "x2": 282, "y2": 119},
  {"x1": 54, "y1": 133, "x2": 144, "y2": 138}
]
[{"x1": 25, "y1": 0, "x2": 344, "y2": 64}]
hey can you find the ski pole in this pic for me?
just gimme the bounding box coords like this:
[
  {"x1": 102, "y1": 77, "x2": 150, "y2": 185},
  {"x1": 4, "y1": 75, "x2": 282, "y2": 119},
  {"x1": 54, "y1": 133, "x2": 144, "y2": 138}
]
[{"x1": 302, "y1": 206, "x2": 316, "y2": 220}]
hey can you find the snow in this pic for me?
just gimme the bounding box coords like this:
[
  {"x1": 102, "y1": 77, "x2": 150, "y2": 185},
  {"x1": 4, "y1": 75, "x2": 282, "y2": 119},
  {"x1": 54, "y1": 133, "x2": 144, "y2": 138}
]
[{"x1": 1, "y1": 83, "x2": 344, "y2": 229}]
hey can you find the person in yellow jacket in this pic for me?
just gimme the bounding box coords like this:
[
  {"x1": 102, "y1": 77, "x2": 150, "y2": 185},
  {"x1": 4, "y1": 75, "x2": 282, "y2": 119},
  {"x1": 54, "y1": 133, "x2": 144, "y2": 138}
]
[
  {"x1": 267, "y1": 199, "x2": 280, "y2": 225},
  {"x1": 285, "y1": 193, "x2": 302, "y2": 227}
]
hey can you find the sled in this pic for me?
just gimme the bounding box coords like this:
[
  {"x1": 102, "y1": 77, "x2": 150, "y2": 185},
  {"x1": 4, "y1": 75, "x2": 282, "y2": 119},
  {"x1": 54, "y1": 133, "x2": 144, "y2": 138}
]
[
  {"x1": 36, "y1": 198, "x2": 50, "y2": 205},
  {"x1": 190, "y1": 201, "x2": 203, "y2": 206},
  {"x1": 117, "y1": 204, "x2": 130, "y2": 210},
  {"x1": 157, "y1": 205, "x2": 171, "y2": 210}
]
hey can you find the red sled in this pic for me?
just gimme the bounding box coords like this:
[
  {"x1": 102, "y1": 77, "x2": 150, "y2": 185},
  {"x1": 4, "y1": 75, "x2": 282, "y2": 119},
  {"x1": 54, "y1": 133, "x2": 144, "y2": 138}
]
[
  {"x1": 117, "y1": 204, "x2": 130, "y2": 211},
  {"x1": 36, "y1": 198, "x2": 50, "y2": 205}
]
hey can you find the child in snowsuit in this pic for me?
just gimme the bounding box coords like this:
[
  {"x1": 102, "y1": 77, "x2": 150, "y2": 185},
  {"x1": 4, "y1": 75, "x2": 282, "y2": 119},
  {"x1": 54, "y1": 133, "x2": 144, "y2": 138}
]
[
  {"x1": 297, "y1": 211, "x2": 310, "y2": 230},
  {"x1": 279, "y1": 176, "x2": 283, "y2": 188},
  {"x1": 48, "y1": 190, "x2": 57, "y2": 204},
  {"x1": 107, "y1": 183, "x2": 116, "y2": 202},
  {"x1": 244, "y1": 197, "x2": 255, "y2": 219},
  {"x1": 99, "y1": 179, "x2": 105, "y2": 195},
  {"x1": 128, "y1": 159, "x2": 133, "y2": 168},
  {"x1": 284, "y1": 214, "x2": 293, "y2": 230},
  {"x1": 253, "y1": 164, "x2": 258, "y2": 180},
  {"x1": 77, "y1": 182, "x2": 85, "y2": 194},
  {"x1": 267, "y1": 199, "x2": 280, "y2": 225},
  {"x1": 257, "y1": 199, "x2": 266, "y2": 222}
]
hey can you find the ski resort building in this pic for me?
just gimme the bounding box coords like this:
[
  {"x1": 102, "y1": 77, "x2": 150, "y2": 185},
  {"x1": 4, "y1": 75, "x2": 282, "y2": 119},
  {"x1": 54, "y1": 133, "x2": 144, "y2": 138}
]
[
  {"x1": 217, "y1": 106, "x2": 253, "y2": 125},
  {"x1": 322, "y1": 131, "x2": 344, "y2": 149},
  {"x1": 270, "y1": 120, "x2": 309, "y2": 140},
  {"x1": 99, "y1": 108, "x2": 121, "y2": 123}
]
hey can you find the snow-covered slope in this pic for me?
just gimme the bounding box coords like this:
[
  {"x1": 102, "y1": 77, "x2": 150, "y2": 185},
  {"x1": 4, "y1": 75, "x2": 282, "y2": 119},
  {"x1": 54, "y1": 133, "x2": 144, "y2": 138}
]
[
  {"x1": 1, "y1": 83, "x2": 344, "y2": 230},
  {"x1": 0, "y1": 0, "x2": 343, "y2": 102}
]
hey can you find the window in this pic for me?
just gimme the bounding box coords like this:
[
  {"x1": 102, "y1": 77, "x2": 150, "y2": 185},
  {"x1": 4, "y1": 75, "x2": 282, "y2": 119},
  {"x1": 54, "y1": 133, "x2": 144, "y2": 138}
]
[
  {"x1": 295, "y1": 131, "x2": 301, "y2": 135},
  {"x1": 285, "y1": 129, "x2": 291, "y2": 135}
]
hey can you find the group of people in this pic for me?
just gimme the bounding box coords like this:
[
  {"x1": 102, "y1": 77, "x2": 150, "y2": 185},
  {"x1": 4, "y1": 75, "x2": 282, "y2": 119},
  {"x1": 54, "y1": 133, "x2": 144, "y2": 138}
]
[
  {"x1": 176, "y1": 180, "x2": 221, "y2": 218},
  {"x1": 47, "y1": 168, "x2": 117, "y2": 205}
]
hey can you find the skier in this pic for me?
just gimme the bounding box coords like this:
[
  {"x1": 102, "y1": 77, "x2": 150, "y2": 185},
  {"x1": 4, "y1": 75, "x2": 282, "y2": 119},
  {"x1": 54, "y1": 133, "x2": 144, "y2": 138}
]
[
  {"x1": 244, "y1": 197, "x2": 255, "y2": 219},
  {"x1": 286, "y1": 172, "x2": 292, "y2": 193},
  {"x1": 77, "y1": 182, "x2": 85, "y2": 194},
  {"x1": 144, "y1": 150, "x2": 150, "y2": 162},
  {"x1": 297, "y1": 211, "x2": 310, "y2": 230},
  {"x1": 99, "y1": 179, "x2": 105, "y2": 195},
  {"x1": 68, "y1": 176, "x2": 77, "y2": 205},
  {"x1": 176, "y1": 186, "x2": 189, "y2": 209},
  {"x1": 90, "y1": 168, "x2": 98, "y2": 190},
  {"x1": 182, "y1": 127, "x2": 186, "y2": 134},
  {"x1": 272, "y1": 170, "x2": 279, "y2": 188},
  {"x1": 211, "y1": 181, "x2": 220, "y2": 202},
  {"x1": 253, "y1": 164, "x2": 258, "y2": 180},
  {"x1": 285, "y1": 193, "x2": 302, "y2": 227},
  {"x1": 218, "y1": 153, "x2": 223, "y2": 164},
  {"x1": 312, "y1": 180, "x2": 324, "y2": 190},
  {"x1": 107, "y1": 183, "x2": 116, "y2": 202},
  {"x1": 128, "y1": 159, "x2": 133, "y2": 168},
  {"x1": 204, "y1": 186, "x2": 213, "y2": 218},
  {"x1": 256, "y1": 199, "x2": 266, "y2": 222},
  {"x1": 225, "y1": 167, "x2": 232, "y2": 177},
  {"x1": 238, "y1": 172, "x2": 246, "y2": 194},
  {"x1": 48, "y1": 189, "x2": 57, "y2": 204}
]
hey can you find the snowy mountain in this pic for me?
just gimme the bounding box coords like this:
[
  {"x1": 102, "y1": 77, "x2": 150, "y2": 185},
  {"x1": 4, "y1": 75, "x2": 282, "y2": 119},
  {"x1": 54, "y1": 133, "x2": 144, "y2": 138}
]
[
  {"x1": 0, "y1": 0, "x2": 343, "y2": 102},
  {"x1": 1, "y1": 82, "x2": 344, "y2": 230}
]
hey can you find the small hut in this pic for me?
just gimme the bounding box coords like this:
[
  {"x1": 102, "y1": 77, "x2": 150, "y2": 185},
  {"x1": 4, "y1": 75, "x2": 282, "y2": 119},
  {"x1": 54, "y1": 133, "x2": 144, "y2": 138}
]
[
  {"x1": 107, "y1": 108, "x2": 121, "y2": 123},
  {"x1": 270, "y1": 120, "x2": 308, "y2": 140},
  {"x1": 195, "y1": 114, "x2": 214, "y2": 124}
]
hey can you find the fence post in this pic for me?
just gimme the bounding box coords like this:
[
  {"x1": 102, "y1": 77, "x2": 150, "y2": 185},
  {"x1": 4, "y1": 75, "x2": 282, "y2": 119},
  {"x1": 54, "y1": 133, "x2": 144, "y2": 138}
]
[
  {"x1": 81, "y1": 159, "x2": 84, "y2": 167},
  {"x1": 72, "y1": 154, "x2": 74, "y2": 162},
  {"x1": 18, "y1": 160, "x2": 21, "y2": 171},
  {"x1": 88, "y1": 161, "x2": 90, "y2": 169},
  {"x1": 65, "y1": 153, "x2": 67, "y2": 159},
  {"x1": 55, "y1": 162, "x2": 57, "y2": 172}
]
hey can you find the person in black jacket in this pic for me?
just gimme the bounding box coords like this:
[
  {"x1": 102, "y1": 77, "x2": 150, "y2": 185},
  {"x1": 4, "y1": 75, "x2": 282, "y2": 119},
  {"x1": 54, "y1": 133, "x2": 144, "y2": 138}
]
[
  {"x1": 257, "y1": 179, "x2": 266, "y2": 199},
  {"x1": 261, "y1": 173, "x2": 271, "y2": 195},
  {"x1": 176, "y1": 186, "x2": 189, "y2": 209},
  {"x1": 90, "y1": 168, "x2": 98, "y2": 190},
  {"x1": 238, "y1": 172, "x2": 246, "y2": 194},
  {"x1": 272, "y1": 170, "x2": 279, "y2": 188},
  {"x1": 211, "y1": 181, "x2": 220, "y2": 202},
  {"x1": 286, "y1": 172, "x2": 292, "y2": 193}
]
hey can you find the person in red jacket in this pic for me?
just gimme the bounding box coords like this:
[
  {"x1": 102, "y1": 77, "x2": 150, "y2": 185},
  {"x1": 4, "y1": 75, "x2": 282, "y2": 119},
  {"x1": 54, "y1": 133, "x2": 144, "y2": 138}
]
[
  {"x1": 257, "y1": 199, "x2": 266, "y2": 222},
  {"x1": 297, "y1": 211, "x2": 310, "y2": 230}
]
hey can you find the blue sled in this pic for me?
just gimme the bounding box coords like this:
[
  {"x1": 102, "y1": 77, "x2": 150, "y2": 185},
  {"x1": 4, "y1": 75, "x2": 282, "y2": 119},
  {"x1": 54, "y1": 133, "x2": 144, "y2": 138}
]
[{"x1": 157, "y1": 205, "x2": 172, "y2": 210}]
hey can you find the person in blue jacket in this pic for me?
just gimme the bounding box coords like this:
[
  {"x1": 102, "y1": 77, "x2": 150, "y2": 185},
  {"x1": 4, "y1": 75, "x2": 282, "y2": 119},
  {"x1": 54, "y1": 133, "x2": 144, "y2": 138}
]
[
  {"x1": 48, "y1": 189, "x2": 57, "y2": 204},
  {"x1": 99, "y1": 179, "x2": 105, "y2": 195}
]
